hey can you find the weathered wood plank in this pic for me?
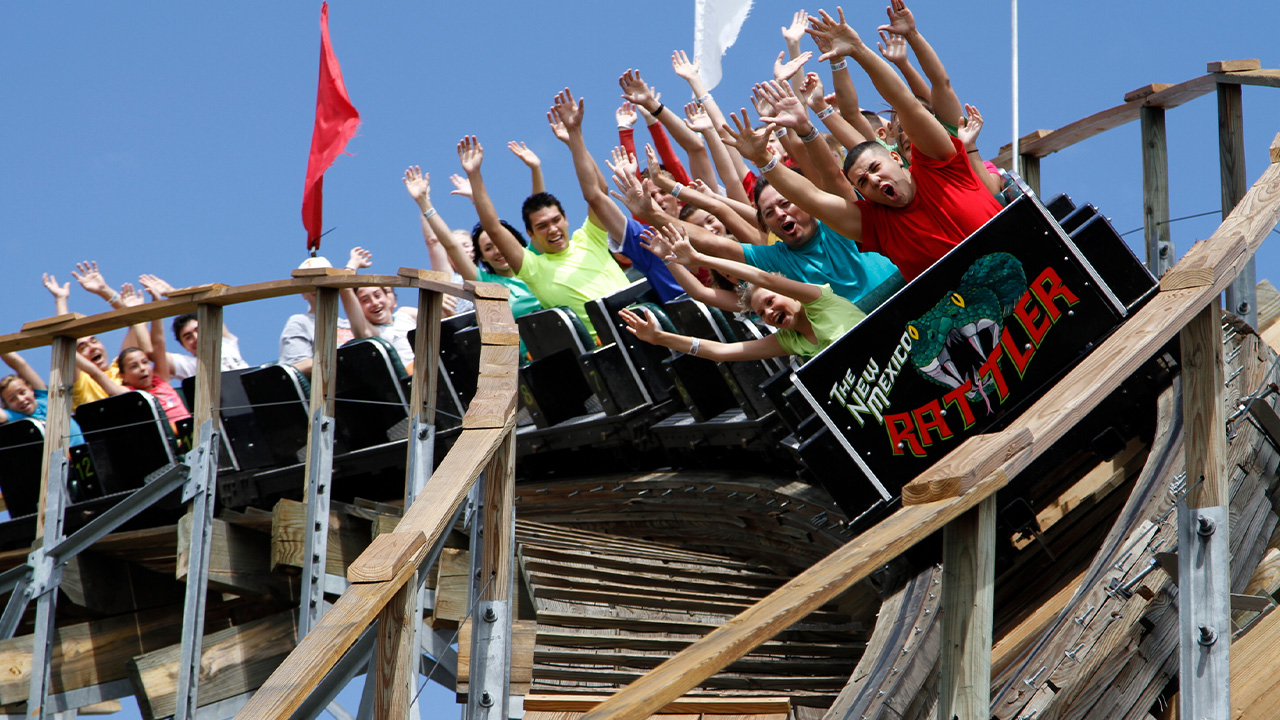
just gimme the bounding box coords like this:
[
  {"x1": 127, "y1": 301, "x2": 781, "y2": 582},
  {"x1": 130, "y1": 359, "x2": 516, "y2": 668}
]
[
  {"x1": 270, "y1": 498, "x2": 371, "y2": 576},
  {"x1": 374, "y1": 581, "x2": 417, "y2": 718},
  {"x1": 20, "y1": 313, "x2": 85, "y2": 332},
  {"x1": 1207, "y1": 59, "x2": 1261, "y2": 73},
  {"x1": 177, "y1": 515, "x2": 285, "y2": 597},
  {"x1": 456, "y1": 619, "x2": 536, "y2": 697},
  {"x1": 347, "y1": 531, "x2": 425, "y2": 583},
  {"x1": 938, "y1": 496, "x2": 996, "y2": 720},
  {"x1": 476, "y1": 298, "x2": 520, "y2": 346},
  {"x1": 129, "y1": 611, "x2": 297, "y2": 720},
  {"x1": 902, "y1": 430, "x2": 1031, "y2": 504},
  {"x1": 1231, "y1": 598, "x2": 1280, "y2": 719},
  {"x1": 1181, "y1": 302, "x2": 1227, "y2": 509},
  {"x1": 523, "y1": 695, "x2": 791, "y2": 713}
]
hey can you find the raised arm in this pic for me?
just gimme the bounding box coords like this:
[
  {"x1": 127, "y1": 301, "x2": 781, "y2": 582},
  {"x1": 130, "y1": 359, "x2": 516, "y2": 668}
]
[
  {"x1": 72, "y1": 261, "x2": 125, "y2": 311},
  {"x1": 879, "y1": 0, "x2": 964, "y2": 128},
  {"x1": 610, "y1": 165, "x2": 747, "y2": 263},
  {"x1": 1, "y1": 353, "x2": 47, "y2": 392},
  {"x1": 552, "y1": 88, "x2": 628, "y2": 239},
  {"x1": 403, "y1": 165, "x2": 452, "y2": 275},
  {"x1": 656, "y1": 224, "x2": 822, "y2": 304},
  {"x1": 797, "y1": 72, "x2": 867, "y2": 162},
  {"x1": 459, "y1": 136, "x2": 527, "y2": 275},
  {"x1": 682, "y1": 102, "x2": 748, "y2": 205},
  {"x1": 721, "y1": 108, "x2": 863, "y2": 241},
  {"x1": 43, "y1": 273, "x2": 71, "y2": 316},
  {"x1": 118, "y1": 283, "x2": 150, "y2": 355},
  {"x1": 342, "y1": 247, "x2": 376, "y2": 339},
  {"x1": 671, "y1": 50, "x2": 752, "y2": 186},
  {"x1": 75, "y1": 353, "x2": 127, "y2": 396},
  {"x1": 403, "y1": 166, "x2": 479, "y2": 280},
  {"x1": 635, "y1": 228, "x2": 743, "y2": 313},
  {"x1": 876, "y1": 29, "x2": 930, "y2": 104},
  {"x1": 758, "y1": 80, "x2": 847, "y2": 196},
  {"x1": 782, "y1": 10, "x2": 811, "y2": 60},
  {"x1": 810, "y1": 7, "x2": 954, "y2": 162},
  {"x1": 619, "y1": 307, "x2": 785, "y2": 362},
  {"x1": 507, "y1": 141, "x2": 546, "y2": 195},
  {"x1": 958, "y1": 104, "x2": 1004, "y2": 195},
  {"x1": 618, "y1": 70, "x2": 711, "y2": 184}
]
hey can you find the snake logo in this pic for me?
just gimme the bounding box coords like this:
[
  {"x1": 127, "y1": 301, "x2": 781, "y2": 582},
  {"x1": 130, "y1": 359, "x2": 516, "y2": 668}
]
[{"x1": 905, "y1": 253, "x2": 1026, "y2": 413}]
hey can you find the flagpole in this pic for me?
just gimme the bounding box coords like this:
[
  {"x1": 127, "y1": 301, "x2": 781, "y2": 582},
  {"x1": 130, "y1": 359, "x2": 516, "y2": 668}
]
[{"x1": 1011, "y1": 0, "x2": 1020, "y2": 176}]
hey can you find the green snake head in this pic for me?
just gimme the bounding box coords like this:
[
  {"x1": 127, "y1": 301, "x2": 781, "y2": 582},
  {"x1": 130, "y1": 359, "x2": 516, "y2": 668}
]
[{"x1": 906, "y1": 253, "x2": 1027, "y2": 408}]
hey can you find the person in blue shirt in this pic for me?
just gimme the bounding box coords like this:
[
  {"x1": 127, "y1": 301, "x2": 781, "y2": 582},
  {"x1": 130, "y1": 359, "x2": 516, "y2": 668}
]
[{"x1": 1, "y1": 352, "x2": 87, "y2": 446}]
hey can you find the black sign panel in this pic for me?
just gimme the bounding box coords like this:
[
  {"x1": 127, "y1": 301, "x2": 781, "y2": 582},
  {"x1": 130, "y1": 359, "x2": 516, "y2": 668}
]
[{"x1": 792, "y1": 194, "x2": 1136, "y2": 499}]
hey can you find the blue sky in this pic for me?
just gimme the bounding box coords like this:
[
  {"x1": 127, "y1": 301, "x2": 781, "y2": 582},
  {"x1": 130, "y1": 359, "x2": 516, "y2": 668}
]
[{"x1": 2, "y1": 1, "x2": 1278, "y2": 717}]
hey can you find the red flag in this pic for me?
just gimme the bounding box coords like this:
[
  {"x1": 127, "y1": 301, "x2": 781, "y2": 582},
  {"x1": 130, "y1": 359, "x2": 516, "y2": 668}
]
[{"x1": 302, "y1": 2, "x2": 360, "y2": 250}]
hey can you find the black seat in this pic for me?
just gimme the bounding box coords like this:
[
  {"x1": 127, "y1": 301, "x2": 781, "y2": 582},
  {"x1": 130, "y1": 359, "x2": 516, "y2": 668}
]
[
  {"x1": 182, "y1": 367, "x2": 274, "y2": 472},
  {"x1": 1068, "y1": 213, "x2": 1158, "y2": 312},
  {"x1": 516, "y1": 308, "x2": 597, "y2": 428},
  {"x1": 0, "y1": 419, "x2": 48, "y2": 518},
  {"x1": 75, "y1": 391, "x2": 180, "y2": 495},
  {"x1": 584, "y1": 281, "x2": 674, "y2": 405},
  {"x1": 663, "y1": 298, "x2": 779, "y2": 420},
  {"x1": 239, "y1": 364, "x2": 318, "y2": 465},
  {"x1": 335, "y1": 337, "x2": 411, "y2": 450}
]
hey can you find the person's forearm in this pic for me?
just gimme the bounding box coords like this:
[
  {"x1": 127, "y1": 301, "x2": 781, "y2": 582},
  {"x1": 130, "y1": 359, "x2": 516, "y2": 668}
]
[
  {"x1": 530, "y1": 165, "x2": 546, "y2": 195},
  {"x1": 341, "y1": 287, "x2": 375, "y2": 339},
  {"x1": 80, "y1": 357, "x2": 127, "y2": 396},
  {"x1": 149, "y1": 319, "x2": 169, "y2": 380},
  {"x1": 647, "y1": 123, "x2": 691, "y2": 185},
  {"x1": 677, "y1": 185, "x2": 760, "y2": 243},
  {"x1": 968, "y1": 152, "x2": 1004, "y2": 195},
  {"x1": 466, "y1": 168, "x2": 526, "y2": 273},
  {"x1": 668, "y1": 263, "x2": 742, "y2": 313},
  {"x1": 891, "y1": 54, "x2": 932, "y2": 103},
  {"x1": 619, "y1": 127, "x2": 639, "y2": 177},
  {"x1": 802, "y1": 124, "x2": 855, "y2": 200},
  {"x1": 830, "y1": 69, "x2": 879, "y2": 142},
  {"x1": 422, "y1": 202, "x2": 479, "y2": 280},
  {"x1": 53, "y1": 295, "x2": 69, "y2": 316},
  {"x1": 847, "y1": 44, "x2": 920, "y2": 129},
  {"x1": 698, "y1": 128, "x2": 749, "y2": 204},
  {"x1": 566, "y1": 129, "x2": 610, "y2": 212},
  {"x1": 779, "y1": 129, "x2": 821, "y2": 191},
  {"x1": 815, "y1": 103, "x2": 869, "y2": 154},
  {"x1": 291, "y1": 358, "x2": 314, "y2": 378},
  {"x1": 2, "y1": 352, "x2": 45, "y2": 391},
  {"x1": 901, "y1": 30, "x2": 960, "y2": 125},
  {"x1": 415, "y1": 206, "x2": 452, "y2": 275}
]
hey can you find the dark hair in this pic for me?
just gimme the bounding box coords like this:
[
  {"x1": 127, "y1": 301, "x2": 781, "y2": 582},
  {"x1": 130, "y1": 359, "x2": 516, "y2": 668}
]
[
  {"x1": 860, "y1": 110, "x2": 887, "y2": 132},
  {"x1": 116, "y1": 347, "x2": 148, "y2": 384},
  {"x1": 677, "y1": 204, "x2": 701, "y2": 221},
  {"x1": 521, "y1": 192, "x2": 565, "y2": 233},
  {"x1": 842, "y1": 140, "x2": 892, "y2": 176},
  {"x1": 172, "y1": 313, "x2": 197, "y2": 344},
  {"x1": 751, "y1": 167, "x2": 806, "y2": 230},
  {"x1": 470, "y1": 220, "x2": 528, "y2": 273}
]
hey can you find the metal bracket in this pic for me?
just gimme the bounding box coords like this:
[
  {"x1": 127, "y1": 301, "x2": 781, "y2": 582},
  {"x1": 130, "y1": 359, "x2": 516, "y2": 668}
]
[
  {"x1": 175, "y1": 423, "x2": 221, "y2": 720},
  {"x1": 1177, "y1": 502, "x2": 1230, "y2": 720},
  {"x1": 299, "y1": 411, "x2": 335, "y2": 640},
  {"x1": 467, "y1": 600, "x2": 512, "y2": 720}
]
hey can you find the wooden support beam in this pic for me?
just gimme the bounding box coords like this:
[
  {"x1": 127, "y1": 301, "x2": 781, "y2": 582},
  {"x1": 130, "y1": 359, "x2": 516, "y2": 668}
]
[
  {"x1": 129, "y1": 611, "x2": 297, "y2": 720},
  {"x1": 475, "y1": 298, "x2": 521, "y2": 347},
  {"x1": 938, "y1": 496, "x2": 997, "y2": 720},
  {"x1": 270, "y1": 499, "x2": 371, "y2": 576},
  {"x1": 192, "y1": 304, "x2": 224, "y2": 429},
  {"x1": 1231, "y1": 591, "x2": 1280, "y2": 718},
  {"x1": 480, "y1": 430, "x2": 516, "y2": 605},
  {"x1": 1141, "y1": 106, "x2": 1174, "y2": 277},
  {"x1": 0, "y1": 606, "x2": 188, "y2": 705},
  {"x1": 1208, "y1": 58, "x2": 1261, "y2": 73},
  {"x1": 177, "y1": 515, "x2": 287, "y2": 597},
  {"x1": 347, "y1": 531, "x2": 426, "y2": 583},
  {"x1": 374, "y1": 582, "x2": 417, "y2": 719},
  {"x1": 455, "y1": 619, "x2": 537, "y2": 697},
  {"x1": 1181, "y1": 302, "x2": 1227, "y2": 510},
  {"x1": 1019, "y1": 154, "x2": 1041, "y2": 196},
  {"x1": 409, "y1": 289, "x2": 443, "y2": 427},
  {"x1": 35, "y1": 336, "x2": 74, "y2": 539}
]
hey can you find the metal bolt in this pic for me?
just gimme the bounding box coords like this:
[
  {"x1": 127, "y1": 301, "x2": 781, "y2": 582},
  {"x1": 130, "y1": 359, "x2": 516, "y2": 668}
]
[
  {"x1": 1239, "y1": 301, "x2": 1251, "y2": 315},
  {"x1": 1198, "y1": 626, "x2": 1218, "y2": 646},
  {"x1": 1197, "y1": 515, "x2": 1216, "y2": 537},
  {"x1": 418, "y1": 427, "x2": 429, "y2": 440},
  {"x1": 1067, "y1": 310, "x2": 1075, "y2": 317},
  {"x1": 1023, "y1": 666, "x2": 1047, "y2": 687},
  {"x1": 479, "y1": 691, "x2": 494, "y2": 708},
  {"x1": 1065, "y1": 642, "x2": 1085, "y2": 660},
  {"x1": 483, "y1": 607, "x2": 498, "y2": 622},
  {"x1": 1074, "y1": 605, "x2": 1095, "y2": 626}
]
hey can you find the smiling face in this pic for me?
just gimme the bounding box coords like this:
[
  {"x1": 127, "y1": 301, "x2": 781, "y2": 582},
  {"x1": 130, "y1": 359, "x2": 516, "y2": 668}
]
[
  {"x1": 1, "y1": 378, "x2": 36, "y2": 416},
  {"x1": 476, "y1": 231, "x2": 510, "y2": 272},
  {"x1": 847, "y1": 146, "x2": 915, "y2": 208},
  {"x1": 176, "y1": 318, "x2": 199, "y2": 355},
  {"x1": 76, "y1": 336, "x2": 110, "y2": 370},
  {"x1": 756, "y1": 185, "x2": 817, "y2": 248},
  {"x1": 119, "y1": 349, "x2": 153, "y2": 389},
  {"x1": 526, "y1": 205, "x2": 571, "y2": 254},
  {"x1": 356, "y1": 287, "x2": 393, "y2": 325},
  {"x1": 749, "y1": 288, "x2": 804, "y2": 330},
  {"x1": 683, "y1": 208, "x2": 726, "y2": 236}
]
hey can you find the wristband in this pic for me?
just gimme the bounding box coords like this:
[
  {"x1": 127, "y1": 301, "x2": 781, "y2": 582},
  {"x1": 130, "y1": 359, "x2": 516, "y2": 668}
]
[
  {"x1": 652, "y1": 103, "x2": 665, "y2": 117},
  {"x1": 663, "y1": 257, "x2": 673, "y2": 266},
  {"x1": 830, "y1": 58, "x2": 848, "y2": 71},
  {"x1": 966, "y1": 149, "x2": 981, "y2": 155},
  {"x1": 422, "y1": 208, "x2": 437, "y2": 220},
  {"x1": 689, "y1": 337, "x2": 701, "y2": 357},
  {"x1": 816, "y1": 105, "x2": 837, "y2": 120},
  {"x1": 618, "y1": 122, "x2": 635, "y2": 130},
  {"x1": 774, "y1": 128, "x2": 787, "y2": 139},
  {"x1": 757, "y1": 154, "x2": 780, "y2": 174},
  {"x1": 670, "y1": 183, "x2": 685, "y2": 198},
  {"x1": 800, "y1": 126, "x2": 821, "y2": 143},
  {"x1": 106, "y1": 290, "x2": 121, "y2": 305},
  {"x1": 695, "y1": 92, "x2": 712, "y2": 104}
]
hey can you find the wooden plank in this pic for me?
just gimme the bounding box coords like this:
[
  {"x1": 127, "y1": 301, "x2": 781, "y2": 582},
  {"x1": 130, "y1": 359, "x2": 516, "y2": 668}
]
[
  {"x1": 177, "y1": 515, "x2": 286, "y2": 596},
  {"x1": 463, "y1": 382, "x2": 519, "y2": 429},
  {"x1": 1257, "y1": 279, "x2": 1280, "y2": 331},
  {"x1": 408, "y1": 288, "x2": 442, "y2": 426},
  {"x1": 193, "y1": 303, "x2": 224, "y2": 429},
  {"x1": 1181, "y1": 301, "x2": 1227, "y2": 509},
  {"x1": 309, "y1": 273, "x2": 411, "y2": 290},
  {"x1": 938, "y1": 496, "x2": 997, "y2": 720},
  {"x1": 164, "y1": 283, "x2": 229, "y2": 298},
  {"x1": 479, "y1": 430, "x2": 516, "y2": 602},
  {"x1": 432, "y1": 547, "x2": 470, "y2": 628},
  {"x1": 374, "y1": 581, "x2": 417, "y2": 718},
  {"x1": 1160, "y1": 235, "x2": 1248, "y2": 290},
  {"x1": 902, "y1": 429, "x2": 1031, "y2": 505},
  {"x1": 1272, "y1": 132, "x2": 1280, "y2": 163},
  {"x1": 1142, "y1": 106, "x2": 1173, "y2": 277},
  {"x1": 20, "y1": 312, "x2": 85, "y2": 332},
  {"x1": 523, "y1": 695, "x2": 791, "y2": 713},
  {"x1": 347, "y1": 531, "x2": 426, "y2": 583},
  {"x1": 270, "y1": 498, "x2": 371, "y2": 576},
  {"x1": 292, "y1": 267, "x2": 352, "y2": 278},
  {"x1": 129, "y1": 611, "x2": 297, "y2": 720},
  {"x1": 36, "y1": 336, "x2": 74, "y2": 539},
  {"x1": 465, "y1": 279, "x2": 511, "y2": 301},
  {"x1": 1207, "y1": 59, "x2": 1261, "y2": 73},
  {"x1": 1220, "y1": 82, "x2": 1248, "y2": 217},
  {"x1": 991, "y1": 568, "x2": 1088, "y2": 677},
  {"x1": 1124, "y1": 83, "x2": 1173, "y2": 103},
  {"x1": 476, "y1": 298, "x2": 520, "y2": 346},
  {"x1": 0, "y1": 606, "x2": 188, "y2": 704},
  {"x1": 456, "y1": 620, "x2": 541, "y2": 697},
  {"x1": 1215, "y1": 68, "x2": 1280, "y2": 90},
  {"x1": 1232, "y1": 603, "x2": 1280, "y2": 719},
  {"x1": 397, "y1": 267, "x2": 470, "y2": 297}
]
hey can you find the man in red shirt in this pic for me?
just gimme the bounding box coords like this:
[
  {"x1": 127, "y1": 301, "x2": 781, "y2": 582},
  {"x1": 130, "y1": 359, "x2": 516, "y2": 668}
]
[{"x1": 721, "y1": 8, "x2": 1001, "y2": 282}]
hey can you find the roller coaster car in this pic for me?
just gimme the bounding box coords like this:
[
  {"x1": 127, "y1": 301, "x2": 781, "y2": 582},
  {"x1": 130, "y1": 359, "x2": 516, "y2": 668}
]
[
  {"x1": 792, "y1": 185, "x2": 1158, "y2": 506},
  {"x1": 76, "y1": 391, "x2": 182, "y2": 496},
  {"x1": 407, "y1": 310, "x2": 477, "y2": 433},
  {"x1": 334, "y1": 337, "x2": 411, "y2": 451},
  {"x1": 181, "y1": 368, "x2": 265, "y2": 473},
  {"x1": 239, "y1": 363, "x2": 326, "y2": 465},
  {"x1": 516, "y1": 307, "x2": 596, "y2": 428}
]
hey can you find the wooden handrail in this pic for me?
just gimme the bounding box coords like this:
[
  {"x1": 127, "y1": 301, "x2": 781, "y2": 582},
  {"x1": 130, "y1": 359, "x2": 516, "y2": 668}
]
[
  {"x1": 992, "y1": 62, "x2": 1280, "y2": 169},
  {"x1": 0, "y1": 267, "x2": 467, "y2": 354},
  {"x1": 233, "y1": 282, "x2": 519, "y2": 719},
  {"x1": 578, "y1": 132, "x2": 1280, "y2": 720}
]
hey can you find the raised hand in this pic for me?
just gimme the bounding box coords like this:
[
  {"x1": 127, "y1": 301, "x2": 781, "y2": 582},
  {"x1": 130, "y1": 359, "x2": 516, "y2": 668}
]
[
  {"x1": 138, "y1": 273, "x2": 175, "y2": 299},
  {"x1": 618, "y1": 69, "x2": 656, "y2": 109},
  {"x1": 807, "y1": 7, "x2": 864, "y2": 62},
  {"x1": 758, "y1": 80, "x2": 810, "y2": 131},
  {"x1": 609, "y1": 146, "x2": 639, "y2": 179},
  {"x1": 119, "y1": 282, "x2": 143, "y2": 307},
  {"x1": 683, "y1": 102, "x2": 714, "y2": 132},
  {"x1": 773, "y1": 50, "x2": 813, "y2": 83},
  {"x1": 347, "y1": 246, "x2": 372, "y2": 271},
  {"x1": 798, "y1": 72, "x2": 827, "y2": 110},
  {"x1": 403, "y1": 165, "x2": 430, "y2": 204},
  {"x1": 877, "y1": 29, "x2": 909, "y2": 64},
  {"x1": 457, "y1": 135, "x2": 484, "y2": 174},
  {"x1": 42, "y1": 273, "x2": 71, "y2": 300},
  {"x1": 618, "y1": 307, "x2": 662, "y2": 344},
  {"x1": 551, "y1": 88, "x2": 585, "y2": 131},
  {"x1": 657, "y1": 224, "x2": 697, "y2": 265},
  {"x1": 609, "y1": 161, "x2": 655, "y2": 219},
  {"x1": 958, "y1": 103, "x2": 985, "y2": 150},
  {"x1": 670, "y1": 50, "x2": 701, "y2": 82},
  {"x1": 508, "y1": 141, "x2": 541, "y2": 169},
  {"x1": 616, "y1": 100, "x2": 637, "y2": 129},
  {"x1": 878, "y1": 0, "x2": 916, "y2": 37},
  {"x1": 751, "y1": 84, "x2": 777, "y2": 120},
  {"x1": 638, "y1": 227, "x2": 675, "y2": 262},
  {"x1": 781, "y1": 10, "x2": 811, "y2": 47},
  {"x1": 72, "y1": 260, "x2": 109, "y2": 296},
  {"x1": 719, "y1": 109, "x2": 777, "y2": 166},
  {"x1": 448, "y1": 174, "x2": 473, "y2": 198},
  {"x1": 546, "y1": 111, "x2": 570, "y2": 144}
]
